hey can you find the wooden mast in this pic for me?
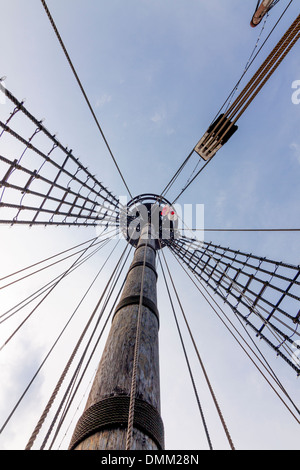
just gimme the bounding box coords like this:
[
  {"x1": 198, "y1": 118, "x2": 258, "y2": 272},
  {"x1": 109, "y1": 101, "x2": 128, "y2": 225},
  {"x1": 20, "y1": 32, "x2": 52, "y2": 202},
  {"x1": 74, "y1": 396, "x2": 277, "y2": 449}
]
[{"x1": 69, "y1": 223, "x2": 164, "y2": 450}]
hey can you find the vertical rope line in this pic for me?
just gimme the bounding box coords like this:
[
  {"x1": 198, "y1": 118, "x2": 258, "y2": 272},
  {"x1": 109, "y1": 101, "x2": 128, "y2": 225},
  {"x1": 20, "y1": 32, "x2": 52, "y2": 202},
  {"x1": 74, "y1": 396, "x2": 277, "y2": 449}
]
[
  {"x1": 125, "y1": 233, "x2": 149, "y2": 450},
  {"x1": 157, "y1": 250, "x2": 213, "y2": 450},
  {"x1": 162, "y1": 247, "x2": 235, "y2": 450},
  {"x1": 25, "y1": 239, "x2": 125, "y2": 450}
]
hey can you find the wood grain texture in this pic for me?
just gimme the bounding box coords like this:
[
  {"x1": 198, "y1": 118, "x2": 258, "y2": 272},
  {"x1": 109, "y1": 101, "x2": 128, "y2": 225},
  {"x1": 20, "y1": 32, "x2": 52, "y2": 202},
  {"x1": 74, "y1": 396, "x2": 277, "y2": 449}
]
[{"x1": 71, "y1": 225, "x2": 163, "y2": 450}]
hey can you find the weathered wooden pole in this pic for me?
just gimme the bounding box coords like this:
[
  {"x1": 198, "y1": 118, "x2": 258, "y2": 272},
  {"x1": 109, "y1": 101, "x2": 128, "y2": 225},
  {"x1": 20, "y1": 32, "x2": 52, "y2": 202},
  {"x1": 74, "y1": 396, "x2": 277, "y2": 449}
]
[{"x1": 69, "y1": 222, "x2": 164, "y2": 450}]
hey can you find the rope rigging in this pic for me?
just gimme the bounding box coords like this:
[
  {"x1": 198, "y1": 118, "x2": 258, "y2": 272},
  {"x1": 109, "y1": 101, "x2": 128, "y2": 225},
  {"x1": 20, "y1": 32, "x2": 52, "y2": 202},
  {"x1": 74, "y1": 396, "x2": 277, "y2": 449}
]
[
  {"x1": 0, "y1": 82, "x2": 121, "y2": 228},
  {"x1": 167, "y1": 236, "x2": 300, "y2": 376},
  {"x1": 0, "y1": 1, "x2": 299, "y2": 451},
  {"x1": 125, "y1": 235, "x2": 148, "y2": 450},
  {"x1": 160, "y1": 4, "x2": 298, "y2": 205},
  {"x1": 24, "y1": 240, "x2": 131, "y2": 450},
  {"x1": 0, "y1": 227, "x2": 119, "y2": 348},
  {"x1": 0, "y1": 233, "x2": 125, "y2": 437},
  {"x1": 39, "y1": 0, "x2": 133, "y2": 200},
  {"x1": 0, "y1": 231, "x2": 116, "y2": 292},
  {"x1": 48, "y1": 262, "x2": 130, "y2": 450},
  {"x1": 158, "y1": 247, "x2": 236, "y2": 450},
  {"x1": 40, "y1": 244, "x2": 132, "y2": 450},
  {"x1": 168, "y1": 246, "x2": 300, "y2": 423},
  {"x1": 0, "y1": 229, "x2": 118, "y2": 327},
  {"x1": 158, "y1": 251, "x2": 213, "y2": 450}
]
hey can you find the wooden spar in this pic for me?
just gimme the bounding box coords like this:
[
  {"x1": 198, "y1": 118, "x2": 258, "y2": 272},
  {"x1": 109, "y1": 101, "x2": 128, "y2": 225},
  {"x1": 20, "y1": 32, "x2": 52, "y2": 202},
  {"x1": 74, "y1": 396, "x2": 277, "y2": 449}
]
[
  {"x1": 69, "y1": 223, "x2": 164, "y2": 450},
  {"x1": 251, "y1": 0, "x2": 274, "y2": 27}
]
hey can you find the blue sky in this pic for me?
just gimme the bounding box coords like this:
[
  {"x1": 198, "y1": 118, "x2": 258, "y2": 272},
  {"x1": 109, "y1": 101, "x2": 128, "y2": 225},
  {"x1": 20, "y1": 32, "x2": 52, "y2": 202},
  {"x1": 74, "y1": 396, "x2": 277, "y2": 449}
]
[{"x1": 0, "y1": 0, "x2": 299, "y2": 450}]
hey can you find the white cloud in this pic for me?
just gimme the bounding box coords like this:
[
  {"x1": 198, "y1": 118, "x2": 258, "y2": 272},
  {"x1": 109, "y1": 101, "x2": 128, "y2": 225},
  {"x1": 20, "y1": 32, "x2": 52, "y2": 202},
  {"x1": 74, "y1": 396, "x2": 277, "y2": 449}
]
[{"x1": 95, "y1": 93, "x2": 112, "y2": 108}]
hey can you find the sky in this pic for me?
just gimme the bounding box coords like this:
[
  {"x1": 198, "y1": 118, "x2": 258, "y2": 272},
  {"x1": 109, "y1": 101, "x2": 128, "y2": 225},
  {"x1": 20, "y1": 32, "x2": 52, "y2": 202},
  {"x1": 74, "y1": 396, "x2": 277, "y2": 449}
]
[{"x1": 0, "y1": 0, "x2": 299, "y2": 451}]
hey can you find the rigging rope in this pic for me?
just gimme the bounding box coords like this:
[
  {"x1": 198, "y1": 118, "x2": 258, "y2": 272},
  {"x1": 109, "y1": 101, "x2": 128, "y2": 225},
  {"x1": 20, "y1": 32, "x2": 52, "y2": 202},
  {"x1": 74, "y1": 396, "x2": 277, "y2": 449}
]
[
  {"x1": 0, "y1": 230, "x2": 118, "y2": 326},
  {"x1": 48, "y1": 268, "x2": 129, "y2": 450},
  {"x1": 125, "y1": 235, "x2": 148, "y2": 450},
  {"x1": 42, "y1": 246, "x2": 132, "y2": 450},
  {"x1": 161, "y1": 5, "x2": 298, "y2": 204},
  {"x1": 199, "y1": 13, "x2": 300, "y2": 159},
  {"x1": 0, "y1": 233, "x2": 115, "y2": 292},
  {"x1": 39, "y1": 0, "x2": 133, "y2": 199},
  {"x1": 0, "y1": 227, "x2": 119, "y2": 337},
  {"x1": 160, "y1": 248, "x2": 235, "y2": 450},
  {"x1": 0, "y1": 231, "x2": 121, "y2": 436},
  {"x1": 0, "y1": 235, "x2": 103, "y2": 284},
  {"x1": 168, "y1": 245, "x2": 300, "y2": 423},
  {"x1": 157, "y1": 250, "x2": 213, "y2": 450}
]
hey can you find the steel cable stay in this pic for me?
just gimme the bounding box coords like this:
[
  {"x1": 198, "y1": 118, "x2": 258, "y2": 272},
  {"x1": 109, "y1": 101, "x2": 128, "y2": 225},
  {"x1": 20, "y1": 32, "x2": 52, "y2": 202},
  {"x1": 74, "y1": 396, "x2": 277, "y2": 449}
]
[
  {"x1": 25, "y1": 241, "x2": 131, "y2": 450},
  {"x1": 0, "y1": 227, "x2": 120, "y2": 349},
  {"x1": 157, "y1": 250, "x2": 214, "y2": 451},
  {"x1": 40, "y1": 244, "x2": 133, "y2": 451},
  {"x1": 0, "y1": 235, "x2": 125, "y2": 437},
  {"x1": 167, "y1": 245, "x2": 300, "y2": 423},
  {"x1": 39, "y1": 0, "x2": 133, "y2": 200},
  {"x1": 158, "y1": 247, "x2": 236, "y2": 450},
  {"x1": 0, "y1": 229, "x2": 119, "y2": 326}
]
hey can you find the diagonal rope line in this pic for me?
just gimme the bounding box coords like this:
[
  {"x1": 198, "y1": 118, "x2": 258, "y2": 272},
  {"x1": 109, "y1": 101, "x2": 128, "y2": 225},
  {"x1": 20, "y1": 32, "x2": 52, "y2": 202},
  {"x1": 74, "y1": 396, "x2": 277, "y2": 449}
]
[
  {"x1": 25, "y1": 239, "x2": 129, "y2": 450},
  {"x1": 0, "y1": 228, "x2": 118, "y2": 348},
  {"x1": 125, "y1": 234, "x2": 148, "y2": 450},
  {"x1": 39, "y1": 0, "x2": 133, "y2": 199},
  {"x1": 165, "y1": 7, "x2": 298, "y2": 205},
  {"x1": 161, "y1": 247, "x2": 235, "y2": 450},
  {"x1": 40, "y1": 244, "x2": 132, "y2": 450},
  {"x1": 0, "y1": 228, "x2": 119, "y2": 326},
  {"x1": 168, "y1": 245, "x2": 300, "y2": 422},
  {"x1": 0, "y1": 233, "x2": 122, "y2": 437}
]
